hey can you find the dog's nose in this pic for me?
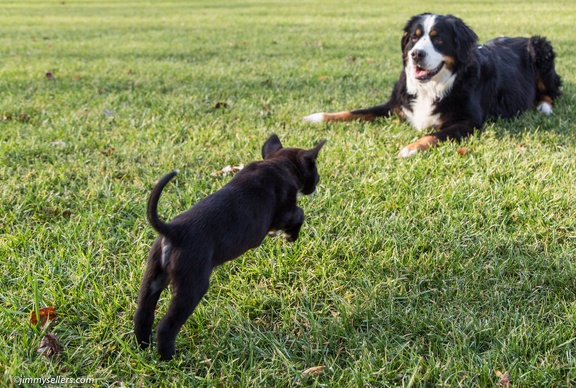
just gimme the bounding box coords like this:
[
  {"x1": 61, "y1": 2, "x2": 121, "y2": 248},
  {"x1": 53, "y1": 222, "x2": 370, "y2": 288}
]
[{"x1": 411, "y1": 49, "x2": 426, "y2": 62}]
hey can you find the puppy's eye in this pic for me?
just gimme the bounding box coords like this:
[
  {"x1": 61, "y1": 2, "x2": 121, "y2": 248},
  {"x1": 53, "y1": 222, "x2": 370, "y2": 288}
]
[{"x1": 411, "y1": 35, "x2": 419, "y2": 42}]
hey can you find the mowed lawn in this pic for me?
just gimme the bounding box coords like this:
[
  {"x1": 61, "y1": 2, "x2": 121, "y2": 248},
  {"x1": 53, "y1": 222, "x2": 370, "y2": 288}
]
[{"x1": 1, "y1": 0, "x2": 576, "y2": 386}]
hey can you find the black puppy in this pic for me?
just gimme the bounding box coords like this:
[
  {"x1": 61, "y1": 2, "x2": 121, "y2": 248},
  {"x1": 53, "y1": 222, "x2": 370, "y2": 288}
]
[{"x1": 134, "y1": 134, "x2": 326, "y2": 360}]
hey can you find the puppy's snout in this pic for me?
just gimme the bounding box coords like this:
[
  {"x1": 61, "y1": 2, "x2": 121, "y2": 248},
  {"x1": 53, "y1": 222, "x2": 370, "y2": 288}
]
[{"x1": 411, "y1": 49, "x2": 426, "y2": 63}]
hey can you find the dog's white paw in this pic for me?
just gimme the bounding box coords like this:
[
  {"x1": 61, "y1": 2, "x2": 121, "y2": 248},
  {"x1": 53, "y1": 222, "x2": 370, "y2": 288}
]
[
  {"x1": 537, "y1": 102, "x2": 553, "y2": 115},
  {"x1": 398, "y1": 147, "x2": 418, "y2": 158},
  {"x1": 303, "y1": 112, "x2": 325, "y2": 123}
]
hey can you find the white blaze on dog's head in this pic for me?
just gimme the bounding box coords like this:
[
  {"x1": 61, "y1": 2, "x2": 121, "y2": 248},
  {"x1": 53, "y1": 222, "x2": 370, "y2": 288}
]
[
  {"x1": 410, "y1": 15, "x2": 443, "y2": 74},
  {"x1": 403, "y1": 14, "x2": 456, "y2": 98}
]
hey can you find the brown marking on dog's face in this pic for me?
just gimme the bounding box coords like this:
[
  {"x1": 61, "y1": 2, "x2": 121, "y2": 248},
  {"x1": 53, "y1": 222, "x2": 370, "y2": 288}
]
[
  {"x1": 404, "y1": 135, "x2": 439, "y2": 152},
  {"x1": 442, "y1": 54, "x2": 456, "y2": 71}
]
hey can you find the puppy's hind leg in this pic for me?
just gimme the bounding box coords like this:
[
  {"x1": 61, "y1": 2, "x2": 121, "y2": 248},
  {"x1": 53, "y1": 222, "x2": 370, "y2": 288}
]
[
  {"x1": 156, "y1": 260, "x2": 212, "y2": 361},
  {"x1": 134, "y1": 240, "x2": 169, "y2": 349}
]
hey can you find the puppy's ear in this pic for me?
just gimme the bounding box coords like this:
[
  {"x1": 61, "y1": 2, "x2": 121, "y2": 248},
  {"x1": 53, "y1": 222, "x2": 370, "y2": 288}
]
[
  {"x1": 262, "y1": 134, "x2": 283, "y2": 159},
  {"x1": 301, "y1": 139, "x2": 326, "y2": 162}
]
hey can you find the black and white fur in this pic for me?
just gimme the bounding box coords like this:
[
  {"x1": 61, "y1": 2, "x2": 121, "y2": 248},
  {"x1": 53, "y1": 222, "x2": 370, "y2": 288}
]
[
  {"x1": 304, "y1": 13, "x2": 562, "y2": 156},
  {"x1": 134, "y1": 134, "x2": 326, "y2": 360}
]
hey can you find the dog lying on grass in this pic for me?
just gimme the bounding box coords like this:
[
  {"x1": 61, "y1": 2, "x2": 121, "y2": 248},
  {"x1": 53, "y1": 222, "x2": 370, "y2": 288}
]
[
  {"x1": 134, "y1": 134, "x2": 326, "y2": 360},
  {"x1": 304, "y1": 13, "x2": 561, "y2": 157}
]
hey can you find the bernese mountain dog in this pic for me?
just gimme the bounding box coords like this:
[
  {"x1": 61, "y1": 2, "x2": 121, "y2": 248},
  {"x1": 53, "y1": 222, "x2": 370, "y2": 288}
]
[{"x1": 304, "y1": 13, "x2": 562, "y2": 157}]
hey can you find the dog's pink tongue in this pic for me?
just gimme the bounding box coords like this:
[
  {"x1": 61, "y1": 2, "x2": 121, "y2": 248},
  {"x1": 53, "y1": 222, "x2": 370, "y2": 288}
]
[{"x1": 415, "y1": 67, "x2": 428, "y2": 77}]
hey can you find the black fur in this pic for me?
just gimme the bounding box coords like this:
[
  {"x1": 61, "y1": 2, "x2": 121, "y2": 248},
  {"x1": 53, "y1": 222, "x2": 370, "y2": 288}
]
[{"x1": 134, "y1": 134, "x2": 325, "y2": 360}]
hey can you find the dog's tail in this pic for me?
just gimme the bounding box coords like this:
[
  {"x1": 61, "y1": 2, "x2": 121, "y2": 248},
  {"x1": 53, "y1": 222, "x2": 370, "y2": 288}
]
[
  {"x1": 528, "y1": 36, "x2": 562, "y2": 102},
  {"x1": 147, "y1": 170, "x2": 179, "y2": 237}
]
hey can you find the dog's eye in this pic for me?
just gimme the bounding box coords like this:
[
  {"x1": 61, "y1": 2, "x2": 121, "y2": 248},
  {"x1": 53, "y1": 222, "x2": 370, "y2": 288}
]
[
  {"x1": 433, "y1": 36, "x2": 444, "y2": 44},
  {"x1": 411, "y1": 35, "x2": 419, "y2": 42}
]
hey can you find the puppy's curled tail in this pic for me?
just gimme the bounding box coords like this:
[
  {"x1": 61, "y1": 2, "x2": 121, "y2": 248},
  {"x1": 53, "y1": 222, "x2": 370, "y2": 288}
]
[{"x1": 147, "y1": 170, "x2": 179, "y2": 237}]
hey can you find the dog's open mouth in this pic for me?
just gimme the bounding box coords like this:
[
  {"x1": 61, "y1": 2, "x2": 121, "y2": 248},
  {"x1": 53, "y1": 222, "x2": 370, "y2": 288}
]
[{"x1": 414, "y1": 62, "x2": 444, "y2": 81}]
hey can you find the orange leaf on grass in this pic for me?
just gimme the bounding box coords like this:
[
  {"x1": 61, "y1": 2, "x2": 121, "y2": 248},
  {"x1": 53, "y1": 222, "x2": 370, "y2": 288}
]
[
  {"x1": 458, "y1": 147, "x2": 469, "y2": 155},
  {"x1": 30, "y1": 306, "x2": 56, "y2": 326}
]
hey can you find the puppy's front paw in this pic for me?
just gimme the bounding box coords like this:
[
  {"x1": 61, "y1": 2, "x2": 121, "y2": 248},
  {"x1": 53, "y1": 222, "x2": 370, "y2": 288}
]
[
  {"x1": 303, "y1": 112, "x2": 325, "y2": 123},
  {"x1": 283, "y1": 232, "x2": 298, "y2": 242},
  {"x1": 282, "y1": 225, "x2": 302, "y2": 242}
]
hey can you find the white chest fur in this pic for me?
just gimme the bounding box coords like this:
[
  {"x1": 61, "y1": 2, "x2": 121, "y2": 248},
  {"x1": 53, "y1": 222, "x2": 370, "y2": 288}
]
[
  {"x1": 403, "y1": 67, "x2": 456, "y2": 131},
  {"x1": 402, "y1": 93, "x2": 440, "y2": 131}
]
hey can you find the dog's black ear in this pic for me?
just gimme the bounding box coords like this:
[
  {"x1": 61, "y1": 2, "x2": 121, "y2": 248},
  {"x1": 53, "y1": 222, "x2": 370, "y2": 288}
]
[
  {"x1": 446, "y1": 14, "x2": 478, "y2": 64},
  {"x1": 301, "y1": 139, "x2": 326, "y2": 162},
  {"x1": 401, "y1": 15, "x2": 418, "y2": 52},
  {"x1": 262, "y1": 134, "x2": 283, "y2": 159}
]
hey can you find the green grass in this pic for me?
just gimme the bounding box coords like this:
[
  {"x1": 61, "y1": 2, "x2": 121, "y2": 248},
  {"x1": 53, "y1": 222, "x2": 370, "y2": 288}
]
[{"x1": 1, "y1": 0, "x2": 576, "y2": 386}]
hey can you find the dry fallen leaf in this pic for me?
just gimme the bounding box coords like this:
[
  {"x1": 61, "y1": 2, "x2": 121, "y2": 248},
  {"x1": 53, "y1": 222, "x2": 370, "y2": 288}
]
[
  {"x1": 458, "y1": 147, "x2": 469, "y2": 155},
  {"x1": 302, "y1": 366, "x2": 326, "y2": 378},
  {"x1": 214, "y1": 102, "x2": 229, "y2": 109},
  {"x1": 101, "y1": 147, "x2": 116, "y2": 156},
  {"x1": 43, "y1": 207, "x2": 72, "y2": 219},
  {"x1": 38, "y1": 333, "x2": 62, "y2": 358},
  {"x1": 211, "y1": 164, "x2": 244, "y2": 176},
  {"x1": 30, "y1": 306, "x2": 57, "y2": 326},
  {"x1": 45, "y1": 71, "x2": 56, "y2": 81},
  {"x1": 496, "y1": 370, "x2": 510, "y2": 387},
  {"x1": 517, "y1": 144, "x2": 528, "y2": 152},
  {"x1": 2, "y1": 113, "x2": 30, "y2": 122}
]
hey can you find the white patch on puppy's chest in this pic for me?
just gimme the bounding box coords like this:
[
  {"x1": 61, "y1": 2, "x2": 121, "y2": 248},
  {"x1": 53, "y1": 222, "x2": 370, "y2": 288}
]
[
  {"x1": 161, "y1": 237, "x2": 172, "y2": 267},
  {"x1": 402, "y1": 93, "x2": 440, "y2": 131}
]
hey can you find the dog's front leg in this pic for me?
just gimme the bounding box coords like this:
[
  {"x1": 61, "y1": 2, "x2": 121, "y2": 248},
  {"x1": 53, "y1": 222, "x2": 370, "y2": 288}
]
[
  {"x1": 282, "y1": 207, "x2": 305, "y2": 242},
  {"x1": 399, "y1": 119, "x2": 480, "y2": 157}
]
